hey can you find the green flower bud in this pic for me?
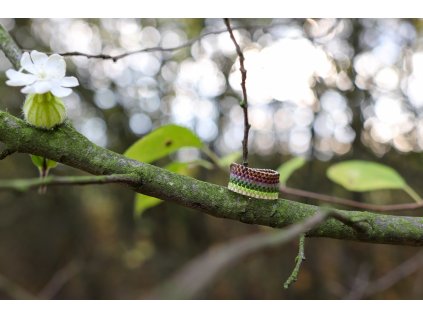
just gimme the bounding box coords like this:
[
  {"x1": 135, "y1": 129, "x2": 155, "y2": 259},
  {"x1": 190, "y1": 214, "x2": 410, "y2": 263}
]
[{"x1": 23, "y1": 92, "x2": 67, "y2": 130}]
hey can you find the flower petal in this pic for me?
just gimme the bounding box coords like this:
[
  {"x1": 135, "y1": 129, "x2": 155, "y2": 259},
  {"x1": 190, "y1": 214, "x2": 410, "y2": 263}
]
[
  {"x1": 21, "y1": 85, "x2": 36, "y2": 94},
  {"x1": 27, "y1": 80, "x2": 54, "y2": 94},
  {"x1": 20, "y1": 52, "x2": 37, "y2": 74},
  {"x1": 30, "y1": 50, "x2": 48, "y2": 66},
  {"x1": 50, "y1": 85, "x2": 72, "y2": 98},
  {"x1": 5, "y1": 69, "x2": 37, "y2": 86},
  {"x1": 45, "y1": 54, "x2": 66, "y2": 79},
  {"x1": 60, "y1": 76, "x2": 79, "y2": 87}
]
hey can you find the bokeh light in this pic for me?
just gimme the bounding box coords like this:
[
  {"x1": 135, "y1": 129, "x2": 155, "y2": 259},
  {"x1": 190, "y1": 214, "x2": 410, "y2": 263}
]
[{"x1": 1, "y1": 18, "x2": 423, "y2": 159}]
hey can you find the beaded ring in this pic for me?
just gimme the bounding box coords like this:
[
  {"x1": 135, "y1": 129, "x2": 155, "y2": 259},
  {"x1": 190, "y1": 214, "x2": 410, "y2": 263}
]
[{"x1": 228, "y1": 163, "x2": 280, "y2": 200}]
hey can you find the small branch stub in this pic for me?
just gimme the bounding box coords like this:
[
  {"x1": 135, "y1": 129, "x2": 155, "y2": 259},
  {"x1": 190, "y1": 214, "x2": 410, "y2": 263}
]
[{"x1": 284, "y1": 234, "x2": 306, "y2": 289}]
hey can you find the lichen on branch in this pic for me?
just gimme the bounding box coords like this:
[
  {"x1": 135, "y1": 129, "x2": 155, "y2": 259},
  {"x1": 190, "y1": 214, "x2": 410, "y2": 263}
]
[
  {"x1": 0, "y1": 24, "x2": 21, "y2": 69},
  {"x1": 1, "y1": 111, "x2": 423, "y2": 246},
  {"x1": 1, "y1": 22, "x2": 423, "y2": 247}
]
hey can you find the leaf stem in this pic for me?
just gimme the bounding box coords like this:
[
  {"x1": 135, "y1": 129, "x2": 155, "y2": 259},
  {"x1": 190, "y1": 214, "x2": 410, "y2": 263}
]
[
  {"x1": 201, "y1": 146, "x2": 227, "y2": 173},
  {"x1": 404, "y1": 185, "x2": 422, "y2": 203}
]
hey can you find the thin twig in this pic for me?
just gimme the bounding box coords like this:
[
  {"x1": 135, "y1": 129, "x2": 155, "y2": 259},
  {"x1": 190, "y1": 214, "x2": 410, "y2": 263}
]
[
  {"x1": 0, "y1": 272, "x2": 37, "y2": 300},
  {"x1": 281, "y1": 186, "x2": 423, "y2": 212},
  {"x1": 0, "y1": 261, "x2": 82, "y2": 300},
  {"x1": 38, "y1": 156, "x2": 48, "y2": 194},
  {"x1": 145, "y1": 211, "x2": 330, "y2": 299},
  {"x1": 59, "y1": 43, "x2": 192, "y2": 62},
  {"x1": 40, "y1": 22, "x2": 286, "y2": 62},
  {"x1": 0, "y1": 148, "x2": 15, "y2": 160},
  {"x1": 37, "y1": 29, "x2": 230, "y2": 61},
  {"x1": 344, "y1": 263, "x2": 371, "y2": 300},
  {"x1": 38, "y1": 260, "x2": 82, "y2": 299},
  {"x1": 362, "y1": 251, "x2": 423, "y2": 298},
  {"x1": 344, "y1": 251, "x2": 423, "y2": 299},
  {"x1": 224, "y1": 18, "x2": 251, "y2": 166},
  {"x1": 145, "y1": 209, "x2": 365, "y2": 299},
  {"x1": 0, "y1": 174, "x2": 136, "y2": 192},
  {"x1": 284, "y1": 234, "x2": 306, "y2": 289}
]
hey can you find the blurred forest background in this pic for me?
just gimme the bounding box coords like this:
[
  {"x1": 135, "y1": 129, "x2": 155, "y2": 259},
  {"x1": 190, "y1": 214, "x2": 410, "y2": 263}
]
[{"x1": 1, "y1": 18, "x2": 423, "y2": 299}]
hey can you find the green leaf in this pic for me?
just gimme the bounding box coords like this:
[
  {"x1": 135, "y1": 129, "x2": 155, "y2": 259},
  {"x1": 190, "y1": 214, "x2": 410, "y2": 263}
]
[
  {"x1": 134, "y1": 195, "x2": 162, "y2": 218},
  {"x1": 218, "y1": 151, "x2": 242, "y2": 168},
  {"x1": 30, "y1": 155, "x2": 44, "y2": 168},
  {"x1": 124, "y1": 125, "x2": 203, "y2": 164},
  {"x1": 134, "y1": 161, "x2": 196, "y2": 217},
  {"x1": 327, "y1": 160, "x2": 407, "y2": 192},
  {"x1": 30, "y1": 155, "x2": 58, "y2": 170},
  {"x1": 277, "y1": 157, "x2": 306, "y2": 186}
]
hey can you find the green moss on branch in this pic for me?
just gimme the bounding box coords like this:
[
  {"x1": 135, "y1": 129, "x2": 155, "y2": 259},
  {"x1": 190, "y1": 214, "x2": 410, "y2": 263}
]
[
  {"x1": 1, "y1": 24, "x2": 422, "y2": 246},
  {"x1": 0, "y1": 24, "x2": 21, "y2": 69},
  {"x1": 1, "y1": 111, "x2": 423, "y2": 246}
]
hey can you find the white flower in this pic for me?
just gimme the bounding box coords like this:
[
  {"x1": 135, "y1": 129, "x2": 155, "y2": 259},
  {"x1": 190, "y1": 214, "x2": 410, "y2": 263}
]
[{"x1": 5, "y1": 50, "x2": 79, "y2": 98}]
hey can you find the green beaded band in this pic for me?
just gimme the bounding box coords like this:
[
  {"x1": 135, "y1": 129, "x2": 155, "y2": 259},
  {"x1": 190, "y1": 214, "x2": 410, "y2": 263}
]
[{"x1": 228, "y1": 163, "x2": 280, "y2": 200}]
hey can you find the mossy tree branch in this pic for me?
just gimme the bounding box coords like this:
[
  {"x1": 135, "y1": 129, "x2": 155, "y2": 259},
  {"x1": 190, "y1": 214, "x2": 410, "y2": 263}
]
[
  {"x1": 1, "y1": 112, "x2": 423, "y2": 246},
  {"x1": 1, "y1": 23, "x2": 423, "y2": 247},
  {"x1": 0, "y1": 24, "x2": 21, "y2": 69}
]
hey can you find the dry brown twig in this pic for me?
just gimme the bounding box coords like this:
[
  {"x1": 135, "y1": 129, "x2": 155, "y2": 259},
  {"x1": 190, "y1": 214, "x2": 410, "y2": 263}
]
[
  {"x1": 38, "y1": 260, "x2": 83, "y2": 299},
  {"x1": 345, "y1": 251, "x2": 423, "y2": 299},
  {"x1": 224, "y1": 18, "x2": 251, "y2": 166},
  {"x1": 144, "y1": 209, "x2": 366, "y2": 299},
  {"x1": 281, "y1": 186, "x2": 423, "y2": 212},
  {"x1": 42, "y1": 21, "x2": 288, "y2": 62},
  {"x1": 0, "y1": 260, "x2": 82, "y2": 300}
]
